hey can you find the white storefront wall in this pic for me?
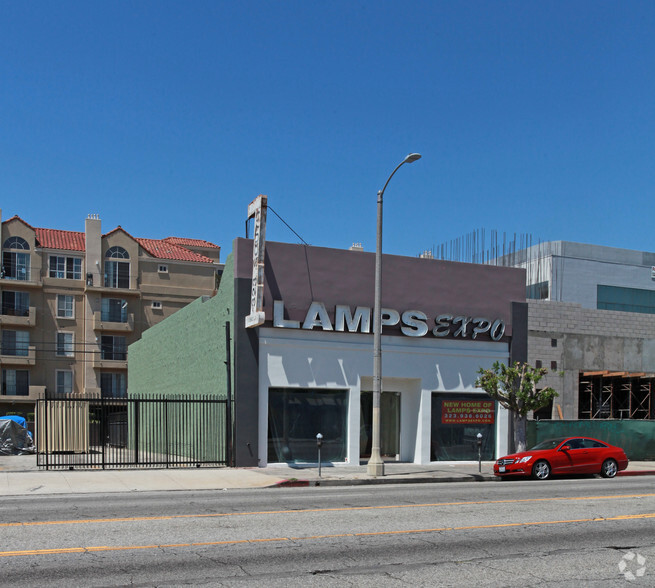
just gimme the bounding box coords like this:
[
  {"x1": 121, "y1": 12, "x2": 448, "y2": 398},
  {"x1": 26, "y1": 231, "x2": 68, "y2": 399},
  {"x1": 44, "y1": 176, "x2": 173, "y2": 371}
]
[{"x1": 258, "y1": 327, "x2": 511, "y2": 466}]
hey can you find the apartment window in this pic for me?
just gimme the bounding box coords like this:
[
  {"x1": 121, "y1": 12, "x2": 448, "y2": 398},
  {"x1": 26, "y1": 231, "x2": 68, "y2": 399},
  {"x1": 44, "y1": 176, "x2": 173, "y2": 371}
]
[
  {"x1": 2, "y1": 237, "x2": 30, "y2": 281},
  {"x1": 56, "y1": 332, "x2": 74, "y2": 357},
  {"x1": 158, "y1": 264, "x2": 168, "y2": 273},
  {"x1": 2, "y1": 369, "x2": 29, "y2": 396},
  {"x1": 104, "y1": 246, "x2": 130, "y2": 289},
  {"x1": 2, "y1": 252, "x2": 30, "y2": 280},
  {"x1": 151, "y1": 301, "x2": 162, "y2": 310},
  {"x1": 49, "y1": 256, "x2": 82, "y2": 280},
  {"x1": 101, "y1": 335, "x2": 127, "y2": 361},
  {"x1": 56, "y1": 370, "x2": 73, "y2": 394},
  {"x1": 101, "y1": 298, "x2": 127, "y2": 322},
  {"x1": 3, "y1": 237, "x2": 29, "y2": 250},
  {"x1": 57, "y1": 294, "x2": 74, "y2": 318},
  {"x1": 100, "y1": 372, "x2": 126, "y2": 398},
  {"x1": 1, "y1": 330, "x2": 29, "y2": 356},
  {"x1": 1, "y1": 291, "x2": 29, "y2": 317}
]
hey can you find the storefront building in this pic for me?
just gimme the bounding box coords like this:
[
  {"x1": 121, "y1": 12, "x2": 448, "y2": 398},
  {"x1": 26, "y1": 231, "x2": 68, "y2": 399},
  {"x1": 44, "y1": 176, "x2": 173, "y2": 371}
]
[{"x1": 130, "y1": 232, "x2": 527, "y2": 467}]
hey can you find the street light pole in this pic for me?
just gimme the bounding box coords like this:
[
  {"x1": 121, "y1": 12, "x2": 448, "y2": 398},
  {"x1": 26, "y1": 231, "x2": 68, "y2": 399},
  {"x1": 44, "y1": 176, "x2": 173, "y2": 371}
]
[{"x1": 367, "y1": 153, "x2": 422, "y2": 477}]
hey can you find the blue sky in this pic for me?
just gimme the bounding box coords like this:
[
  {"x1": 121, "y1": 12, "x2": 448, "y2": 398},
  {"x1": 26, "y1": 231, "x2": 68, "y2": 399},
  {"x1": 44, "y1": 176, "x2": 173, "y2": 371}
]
[{"x1": 2, "y1": 2, "x2": 654, "y2": 259}]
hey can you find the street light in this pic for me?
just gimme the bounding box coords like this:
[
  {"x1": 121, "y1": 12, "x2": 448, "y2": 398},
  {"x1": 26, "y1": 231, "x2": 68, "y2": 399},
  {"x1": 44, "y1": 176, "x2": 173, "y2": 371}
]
[{"x1": 367, "y1": 153, "x2": 422, "y2": 477}]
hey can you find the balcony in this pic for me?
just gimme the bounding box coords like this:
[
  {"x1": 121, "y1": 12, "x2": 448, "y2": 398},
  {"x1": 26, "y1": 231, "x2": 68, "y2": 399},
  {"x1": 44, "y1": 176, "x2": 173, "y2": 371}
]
[
  {"x1": 0, "y1": 306, "x2": 36, "y2": 327},
  {"x1": 0, "y1": 384, "x2": 44, "y2": 404},
  {"x1": 93, "y1": 343, "x2": 128, "y2": 370},
  {"x1": 0, "y1": 345, "x2": 36, "y2": 366},
  {"x1": 93, "y1": 356, "x2": 128, "y2": 370},
  {"x1": 0, "y1": 275, "x2": 42, "y2": 289},
  {"x1": 93, "y1": 310, "x2": 135, "y2": 332}
]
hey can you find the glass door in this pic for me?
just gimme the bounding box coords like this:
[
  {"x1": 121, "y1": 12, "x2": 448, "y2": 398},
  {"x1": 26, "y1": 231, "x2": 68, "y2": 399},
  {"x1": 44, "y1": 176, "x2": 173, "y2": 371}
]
[{"x1": 360, "y1": 391, "x2": 400, "y2": 460}]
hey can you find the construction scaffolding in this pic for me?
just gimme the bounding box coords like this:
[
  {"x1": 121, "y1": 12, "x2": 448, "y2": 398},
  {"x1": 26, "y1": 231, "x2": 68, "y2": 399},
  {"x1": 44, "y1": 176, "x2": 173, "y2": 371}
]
[{"x1": 579, "y1": 371, "x2": 654, "y2": 420}]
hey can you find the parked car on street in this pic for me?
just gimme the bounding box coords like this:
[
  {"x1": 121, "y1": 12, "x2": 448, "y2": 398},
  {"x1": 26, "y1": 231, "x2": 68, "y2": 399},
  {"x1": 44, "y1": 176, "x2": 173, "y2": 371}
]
[{"x1": 494, "y1": 436, "x2": 629, "y2": 480}]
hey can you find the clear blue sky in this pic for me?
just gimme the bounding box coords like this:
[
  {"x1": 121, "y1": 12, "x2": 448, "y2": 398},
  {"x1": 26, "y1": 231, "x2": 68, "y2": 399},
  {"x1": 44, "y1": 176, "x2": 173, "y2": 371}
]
[{"x1": 2, "y1": 2, "x2": 654, "y2": 259}]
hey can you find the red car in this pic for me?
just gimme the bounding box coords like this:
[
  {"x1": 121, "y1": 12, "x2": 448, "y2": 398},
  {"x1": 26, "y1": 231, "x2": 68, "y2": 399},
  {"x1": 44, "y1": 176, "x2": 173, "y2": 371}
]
[{"x1": 494, "y1": 436, "x2": 629, "y2": 480}]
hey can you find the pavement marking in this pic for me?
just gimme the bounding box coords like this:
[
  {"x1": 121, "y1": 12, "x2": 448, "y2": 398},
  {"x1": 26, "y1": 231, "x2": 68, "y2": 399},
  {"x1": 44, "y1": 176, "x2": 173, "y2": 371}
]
[
  {"x1": 2, "y1": 492, "x2": 655, "y2": 529},
  {"x1": 2, "y1": 512, "x2": 655, "y2": 558}
]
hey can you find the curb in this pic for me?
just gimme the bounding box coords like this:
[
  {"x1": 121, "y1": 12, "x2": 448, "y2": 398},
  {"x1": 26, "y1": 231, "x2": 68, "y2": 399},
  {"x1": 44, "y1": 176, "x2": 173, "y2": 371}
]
[
  {"x1": 273, "y1": 470, "x2": 655, "y2": 488},
  {"x1": 617, "y1": 470, "x2": 655, "y2": 477},
  {"x1": 274, "y1": 474, "x2": 498, "y2": 488}
]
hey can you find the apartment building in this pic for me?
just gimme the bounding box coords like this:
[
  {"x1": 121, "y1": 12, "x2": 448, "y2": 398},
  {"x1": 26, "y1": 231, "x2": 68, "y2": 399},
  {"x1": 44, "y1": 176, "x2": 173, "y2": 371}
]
[{"x1": 0, "y1": 210, "x2": 222, "y2": 417}]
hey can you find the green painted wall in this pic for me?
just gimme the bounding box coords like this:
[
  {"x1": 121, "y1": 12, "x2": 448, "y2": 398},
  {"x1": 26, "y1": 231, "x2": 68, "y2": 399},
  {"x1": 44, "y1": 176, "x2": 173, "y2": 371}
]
[
  {"x1": 129, "y1": 253, "x2": 234, "y2": 398},
  {"x1": 127, "y1": 254, "x2": 235, "y2": 461},
  {"x1": 527, "y1": 419, "x2": 655, "y2": 460}
]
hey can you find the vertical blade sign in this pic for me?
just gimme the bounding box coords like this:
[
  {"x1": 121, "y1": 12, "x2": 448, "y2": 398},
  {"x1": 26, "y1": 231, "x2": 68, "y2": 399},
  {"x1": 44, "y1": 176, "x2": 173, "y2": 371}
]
[{"x1": 245, "y1": 194, "x2": 267, "y2": 328}]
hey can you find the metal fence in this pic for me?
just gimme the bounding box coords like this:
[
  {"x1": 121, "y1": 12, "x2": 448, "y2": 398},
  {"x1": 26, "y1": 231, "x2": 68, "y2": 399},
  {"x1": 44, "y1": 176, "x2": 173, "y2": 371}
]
[{"x1": 36, "y1": 393, "x2": 232, "y2": 470}]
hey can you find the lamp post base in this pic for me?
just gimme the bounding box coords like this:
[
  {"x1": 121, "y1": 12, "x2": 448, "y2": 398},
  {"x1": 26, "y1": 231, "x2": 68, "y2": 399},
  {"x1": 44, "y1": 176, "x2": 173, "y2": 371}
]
[{"x1": 367, "y1": 457, "x2": 385, "y2": 477}]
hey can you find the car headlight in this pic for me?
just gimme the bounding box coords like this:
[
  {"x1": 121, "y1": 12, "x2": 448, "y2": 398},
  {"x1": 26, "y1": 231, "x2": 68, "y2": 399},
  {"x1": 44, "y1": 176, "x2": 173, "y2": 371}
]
[{"x1": 518, "y1": 456, "x2": 532, "y2": 463}]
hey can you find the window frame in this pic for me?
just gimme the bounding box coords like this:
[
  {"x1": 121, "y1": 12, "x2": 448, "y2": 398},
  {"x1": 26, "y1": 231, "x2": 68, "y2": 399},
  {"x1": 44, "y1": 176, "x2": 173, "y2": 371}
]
[
  {"x1": 104, "y1": 260, "x2": 130, "y2": 289},
  {"x1": 1, "y1": 369, "x2": 29, "y2": 396},
  {"x1": 1, "y1": 330, "x2": 29, "y2": 357},
  {"x1": 101, "y1": 298, "x2": 128, "y2": 323},
  {"x1": 100, "y1": 372, "x2": 127, "y2": 398},
  {"x1": 101, "y1": 335, "x2": 127, "y2": 361},
  {"x1": 56, "y1": 370, "x2": 73, "y2": 394},
  {"x1": 57, "y1": 294, "x2": 75, "y2": 319},
  {"x1": 1, "y1": 290, "x2": 30, "y2": 317},
  {"x1": 2, "y1": 251, "x2": 30, "y2": 280},
  {"x1": 49, "y1": 255, "x2": 82, "y2": 280},
  {"x1": 56, "y1": 332, "x2": 74, "y2": 357}
]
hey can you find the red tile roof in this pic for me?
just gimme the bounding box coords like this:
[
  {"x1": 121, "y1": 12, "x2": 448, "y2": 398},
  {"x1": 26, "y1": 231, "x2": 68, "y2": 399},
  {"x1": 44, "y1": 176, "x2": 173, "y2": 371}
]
[
  {"x1": 163, "y1": 237, "x2": 220, "y2": 249},
  {"x1": 3, "y1": 216, "x2": 218, "y2": 264},
  {"x1": 35, "y1": 228, "x2": 86, "y2": 252},
  {"x1": 136, "y1": 238, "x2": 215, "y2": 263}
]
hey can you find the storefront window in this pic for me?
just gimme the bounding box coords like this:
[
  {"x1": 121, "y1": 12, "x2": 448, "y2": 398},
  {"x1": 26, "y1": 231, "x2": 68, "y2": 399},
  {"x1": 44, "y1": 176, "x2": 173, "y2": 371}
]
[
  {"x1": 431, "y1": 393, "x2": 496, "y2": 461},
  {"x1": 268, "y1": 388, "x2": 348, "y2": 463}
]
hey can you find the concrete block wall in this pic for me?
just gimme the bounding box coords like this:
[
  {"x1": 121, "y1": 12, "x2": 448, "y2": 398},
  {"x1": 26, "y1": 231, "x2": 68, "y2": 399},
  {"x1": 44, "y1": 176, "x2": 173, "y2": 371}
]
[{"x1": 528, "y1": 300, "x2": 655, "y2": 418}]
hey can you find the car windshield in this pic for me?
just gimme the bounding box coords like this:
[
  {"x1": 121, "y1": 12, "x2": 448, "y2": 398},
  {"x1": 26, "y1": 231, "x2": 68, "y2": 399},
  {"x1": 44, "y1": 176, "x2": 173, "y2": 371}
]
[{"x1": 529, "y1": 438, "x2": 568, "y2": 451}]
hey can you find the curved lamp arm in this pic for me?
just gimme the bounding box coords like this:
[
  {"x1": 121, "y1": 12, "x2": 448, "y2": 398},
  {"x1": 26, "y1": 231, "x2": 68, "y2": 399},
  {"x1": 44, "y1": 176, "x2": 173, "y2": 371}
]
[{"x1": 378, "y1": 153, "x2": 422, "y2": 198}]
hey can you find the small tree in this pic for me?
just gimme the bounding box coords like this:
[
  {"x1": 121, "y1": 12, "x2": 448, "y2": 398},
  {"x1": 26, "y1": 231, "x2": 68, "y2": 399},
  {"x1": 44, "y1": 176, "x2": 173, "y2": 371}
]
[{"x1": 476, "y1": 361, "x2": 558, "y2": 453}]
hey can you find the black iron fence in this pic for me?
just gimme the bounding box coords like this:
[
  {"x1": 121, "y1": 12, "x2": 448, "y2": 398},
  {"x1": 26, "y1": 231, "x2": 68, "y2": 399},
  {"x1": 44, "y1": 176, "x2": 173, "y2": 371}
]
[{"x1": 36, "y1": 393, "x2": 232, "y2": 470}]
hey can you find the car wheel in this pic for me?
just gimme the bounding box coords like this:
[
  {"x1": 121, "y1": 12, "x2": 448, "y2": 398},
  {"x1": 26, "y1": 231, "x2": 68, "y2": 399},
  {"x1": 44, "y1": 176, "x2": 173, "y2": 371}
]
[
  {"x1": 600, "y1": 458, "x2": 618, "y2": 478},
  {"x1": 532, "y1": 460, "x2": 551, "y2": 480}
]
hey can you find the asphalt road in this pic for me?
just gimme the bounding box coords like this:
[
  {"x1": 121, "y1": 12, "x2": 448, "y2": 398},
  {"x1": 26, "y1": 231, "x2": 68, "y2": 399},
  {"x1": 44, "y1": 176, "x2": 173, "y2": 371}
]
[{"x1": 2, "y1": 477, "x2": 654, "y2": 586}]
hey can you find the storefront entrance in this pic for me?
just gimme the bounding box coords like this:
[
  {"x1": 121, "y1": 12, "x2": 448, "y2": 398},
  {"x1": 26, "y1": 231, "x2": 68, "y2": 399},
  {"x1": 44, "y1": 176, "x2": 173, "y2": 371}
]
[
  {"x1": 430, "y1": 393, "x2": 496, "y2": 461},
  {"x1": 267, "y1": 388, "x2": 348, "y2": 463},
  {"x1": 360, "y1": 391, "x2": 400, "y2": 460}
]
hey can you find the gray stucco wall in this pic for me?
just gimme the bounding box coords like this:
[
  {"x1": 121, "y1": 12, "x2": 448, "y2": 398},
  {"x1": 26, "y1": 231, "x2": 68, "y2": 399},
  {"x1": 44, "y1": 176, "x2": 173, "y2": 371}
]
[{"x1": 528, "y1": 299, "x2": 655, "y2": 418}]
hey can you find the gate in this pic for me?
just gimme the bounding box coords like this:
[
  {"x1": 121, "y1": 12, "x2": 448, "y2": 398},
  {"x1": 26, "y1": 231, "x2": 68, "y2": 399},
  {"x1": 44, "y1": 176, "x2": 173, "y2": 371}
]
[{"x1": 36, "y1": 393, "x2": 232, "y2": 470}]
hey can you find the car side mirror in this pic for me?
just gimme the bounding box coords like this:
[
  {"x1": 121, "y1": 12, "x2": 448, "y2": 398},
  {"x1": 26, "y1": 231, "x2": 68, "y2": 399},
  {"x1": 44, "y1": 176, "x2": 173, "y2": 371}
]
[{"x1": 561, "y1": 445, "x2": 571, "y2": 451}]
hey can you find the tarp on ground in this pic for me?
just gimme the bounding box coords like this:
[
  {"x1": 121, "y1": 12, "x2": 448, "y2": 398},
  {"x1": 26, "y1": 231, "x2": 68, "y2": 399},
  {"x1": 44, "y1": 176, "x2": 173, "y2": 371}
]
[{"x1": 0, "y1": 418, "x2": 35, "y2": 455}]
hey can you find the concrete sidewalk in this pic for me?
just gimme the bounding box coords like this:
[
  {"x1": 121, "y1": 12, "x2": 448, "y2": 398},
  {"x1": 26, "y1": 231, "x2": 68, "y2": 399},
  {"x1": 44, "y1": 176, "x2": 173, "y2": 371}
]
[{"x1": 1, "y1": 455, "x2": 654, "y2": 496}]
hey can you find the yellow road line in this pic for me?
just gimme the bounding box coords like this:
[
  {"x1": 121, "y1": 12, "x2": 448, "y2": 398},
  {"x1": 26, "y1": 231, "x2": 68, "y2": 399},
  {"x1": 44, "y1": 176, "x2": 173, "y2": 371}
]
[
  {"x1": 2, "y1": 512, "x2": 655, "y2": 558},
  {"x1": 2, "y1": 492, "x2": 654, "y2": 529}
]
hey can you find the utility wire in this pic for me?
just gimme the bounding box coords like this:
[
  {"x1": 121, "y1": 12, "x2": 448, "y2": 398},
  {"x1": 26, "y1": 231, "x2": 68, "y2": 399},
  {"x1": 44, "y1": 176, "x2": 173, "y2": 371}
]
[{"x1": 267, "y1": 206, "x2": 309, "y2": 246}]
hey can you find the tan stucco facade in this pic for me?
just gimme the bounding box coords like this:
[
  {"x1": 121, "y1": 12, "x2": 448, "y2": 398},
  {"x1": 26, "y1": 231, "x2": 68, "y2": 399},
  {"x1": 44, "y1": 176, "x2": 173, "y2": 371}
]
[{"x1": 0, "y1": 210, "x2": 222, "y2": 417}]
